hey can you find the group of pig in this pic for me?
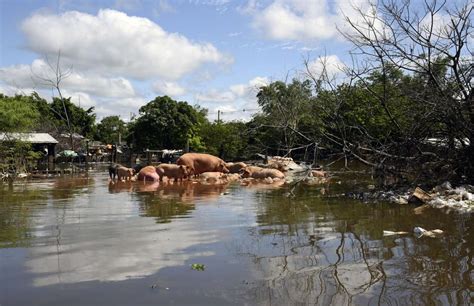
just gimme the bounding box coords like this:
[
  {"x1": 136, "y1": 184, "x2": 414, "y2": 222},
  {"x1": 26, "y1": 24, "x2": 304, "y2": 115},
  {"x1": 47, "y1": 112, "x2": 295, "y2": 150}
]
[{"x1": 109, "y1": 153, "x2": 286, "y2": 183}]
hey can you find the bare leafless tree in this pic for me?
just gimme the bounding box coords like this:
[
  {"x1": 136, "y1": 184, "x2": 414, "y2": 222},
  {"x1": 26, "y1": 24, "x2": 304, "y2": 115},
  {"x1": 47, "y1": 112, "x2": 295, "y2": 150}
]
[
  {"x1": 300, "y1": 0, "x2": 473, "y2": 184},
  {"x1": 31, "y1": 51, "x2": 75, "y2": 149}
]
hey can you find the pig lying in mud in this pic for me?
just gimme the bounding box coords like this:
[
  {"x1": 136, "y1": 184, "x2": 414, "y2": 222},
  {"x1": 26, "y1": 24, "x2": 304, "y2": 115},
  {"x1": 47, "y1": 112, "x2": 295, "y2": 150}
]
[
  {"x1": 241, "y1": 177, "x2": 285, "y2": 188},
  {"x1": 197, "y1": 172, "x2": 227, "y2": 184},
  {"x1": 225, "y1": 162, "x2": 247, "y2": 174},
  {"x1": 156, "y1": 164, "x2": 190, "y2": 182},
  {"x1": 177, "y1": 153, "x2": 229, "y2": 176},
  {"x1": 241, "y1": 167, "x2": 285, "y2": 180},
  {"x1": 195, "y1": 172, "x2": 241, "y2": 184},
  {"x1": 240, "y1": 166, "x2": 263, "y2": 174}
]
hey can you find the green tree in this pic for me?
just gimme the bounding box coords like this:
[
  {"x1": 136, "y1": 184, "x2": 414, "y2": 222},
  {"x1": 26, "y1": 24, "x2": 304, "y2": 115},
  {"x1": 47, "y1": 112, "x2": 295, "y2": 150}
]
[
  {"x1": 128, "y1": 96, "x2": 203, "y2": 151},
  {"x1": 0, "y1": 94, "x2": 42, "y2": 178},
  {"x1": 337, "y1": 0, "x2": 474, "y2": 183},
  {"x1": 49, "y1": 97, "x2": 96, "y2": 138},
  {"x1": 0, "y1": 94, "x2": 40, "y2": 133},
  {"x1": 199, "y1": 121, "x2": 249, "y2": 160},
  {"x1": 95, "y1": 116, "x2": 127, "y2": 144},
  {"x1": 246, "y1": 114, "x2": 284, "y2": 156},
  {"x1": 252, "y1": 79, "x2": 316, "y2": 157}
]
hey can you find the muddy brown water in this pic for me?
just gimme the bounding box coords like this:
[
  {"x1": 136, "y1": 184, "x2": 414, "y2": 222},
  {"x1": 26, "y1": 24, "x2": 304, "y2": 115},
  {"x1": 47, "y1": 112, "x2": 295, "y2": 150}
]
[{"x1": 0, "y1": 166, "x2": 472, "y2": 305}]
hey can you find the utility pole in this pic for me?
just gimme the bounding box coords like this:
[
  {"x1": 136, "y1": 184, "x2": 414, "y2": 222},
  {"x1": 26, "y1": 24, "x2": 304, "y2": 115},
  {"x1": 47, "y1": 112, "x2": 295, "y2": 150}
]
[
  {"x1": 85, "y1": 139, "x2": 89, "y2": 171},
  {"x1": 217, "y1": 110, "x2": 221, "y2": 124}
]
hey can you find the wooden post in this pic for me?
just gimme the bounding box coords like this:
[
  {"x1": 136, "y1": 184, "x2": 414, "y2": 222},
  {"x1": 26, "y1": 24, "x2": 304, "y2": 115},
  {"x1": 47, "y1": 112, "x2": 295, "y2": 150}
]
[
  {"x1": 113, "y1": 145, "x2": 117, "y2": 163},
  {"x1": 85, "y1": 140, "x2": 89, "y2": 170},
  {"x1": 48, "y1": 144, "x2": 55, "y2": 170},
  {"x1": 312, "y1": 142, "x2": 318, "y2": 168}
]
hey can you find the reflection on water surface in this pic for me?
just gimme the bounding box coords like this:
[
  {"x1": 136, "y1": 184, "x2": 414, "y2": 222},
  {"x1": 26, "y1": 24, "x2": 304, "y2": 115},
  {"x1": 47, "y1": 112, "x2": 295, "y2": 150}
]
[{"x1": 0, "y1": 169, "x2": 472, "y2": 305}]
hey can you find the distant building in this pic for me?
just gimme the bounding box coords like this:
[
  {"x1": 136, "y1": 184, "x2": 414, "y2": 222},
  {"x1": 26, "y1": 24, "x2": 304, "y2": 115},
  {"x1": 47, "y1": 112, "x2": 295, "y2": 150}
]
[
  {"x1": 0, "y1": 132, "x2": 58, "y2": 163},
  {"x1": 60, "y1": 133, "x2": 85, "y2": 140}
]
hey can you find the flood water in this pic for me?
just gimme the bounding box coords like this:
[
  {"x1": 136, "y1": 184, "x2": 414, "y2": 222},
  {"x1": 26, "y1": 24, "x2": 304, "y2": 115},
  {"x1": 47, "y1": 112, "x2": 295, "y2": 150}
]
[{"x1": 0, "y1": 167, "x2": 472, "y2": 305}]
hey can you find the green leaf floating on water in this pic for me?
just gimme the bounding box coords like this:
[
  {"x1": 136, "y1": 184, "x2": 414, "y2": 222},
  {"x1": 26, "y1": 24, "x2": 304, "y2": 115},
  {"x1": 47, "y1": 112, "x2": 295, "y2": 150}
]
[{"x1": 191, "y1": 263, "x2": 205, "y2": 271}]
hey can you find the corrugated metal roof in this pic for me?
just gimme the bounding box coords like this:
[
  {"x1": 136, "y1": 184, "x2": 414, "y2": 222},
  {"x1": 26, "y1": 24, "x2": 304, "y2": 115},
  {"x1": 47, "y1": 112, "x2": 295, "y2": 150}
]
[
  {"x1": 0, "y1": 133, "x2": 59, "y2": 144},
  {"x1": 60, "y1": 133, "x2": 85, "y2": 139}
]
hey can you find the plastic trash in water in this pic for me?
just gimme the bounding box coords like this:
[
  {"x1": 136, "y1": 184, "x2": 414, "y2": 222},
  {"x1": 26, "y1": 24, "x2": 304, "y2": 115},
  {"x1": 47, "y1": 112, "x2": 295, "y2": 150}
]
[
  {"x1": 414, "y1": 227, "x2": 444, "y2": 238},
  {"x1": 383, "y1": 230, "x2": 409, "y2": 236}
]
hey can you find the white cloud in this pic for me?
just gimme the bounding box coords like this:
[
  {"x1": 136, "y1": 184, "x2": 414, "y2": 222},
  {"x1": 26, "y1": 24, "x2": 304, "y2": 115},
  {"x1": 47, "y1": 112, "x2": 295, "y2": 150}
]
[
  {"x1": 197, "y1": 76, "x2": 268, "y2": 104},
  {"x1": 62, "y1": 90, "x2": 97, "y2": 108},
  {"x1": 66, "y1": 74, "x2": 136, "y2": 98},
  {"x1": 0, "y1": 83, "x2": 36, "y2": 97},
  {"x1": 217, "y1": 104, "x2": 237, "y2": 112},
  {"x1": 228, "y1": 32, "x2": 242, "y2": 37},
  {"x1": 190, "y1": 0, "x2": 231, "y2": 6},
  {"x1": 195, "y1": 76, "x2": 269, "y2": 121},
  {"x1": 420, "y1": 12, "x2": 453, "y2": 38},
  {"x1": 154, "y1": 0, "x2": 176, "y2": 15},
  {"x1": 306, "y1": 55, "x2": 345, "y2": 79},
  {"x1": 250, "y1": 0, "x2": 336, "y2": 40},
  {"x1": 336, "y1": 0, "x2": 387, "y2": 41},
  {"x1": 0, "y1": 59, "x2": 136, "y2": 98},
  {"x1": 21, "y1": 9, "x2": 232, "y2": 80},
  {"x1": 229, "y1": 76, "x2": 268, "y2": 98},
  {"x1": 247, "y1": 0, "x2": 376, "y2": 42},
  {"x1": 189, "y1": 0, "x2": 232, "y2": 13},
  {"x1": 152, "y1": 81, "x2": 186, "y2": 97},
  {"x1": 196, "y1": 89, "x2": 235, "y2": 103},
  {"x1": 0, "y1": 58, "x2": 147, "y2": 121},
  {"x1": 96, "y1": 96, "x2": 148, "y2": 120},
  {"x1": 237, "y1": 0, "x2": 261, "y2": 15}
]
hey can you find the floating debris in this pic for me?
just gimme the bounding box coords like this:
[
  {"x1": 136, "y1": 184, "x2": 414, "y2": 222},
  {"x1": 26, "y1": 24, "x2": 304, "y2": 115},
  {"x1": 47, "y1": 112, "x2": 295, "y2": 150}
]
[
  {"x1": 191, "y1": 263, "x2": 206, "y2": 271},
  {"x1": 383, "y1": 230, "x2": 409, "y2": 236},
  {"x1": 427, "y1": 183, "x2": 473, "y2": 214},
  {"x1": 408, "y1": 187, "x2": 432, "y2": 204},
  {"x1": 390, "y1": 195, "x2": 408, "y2": 205},
  {"x1": 413, "y1": 204, "x2": 431, "y2": 214},
  {"x1": 150, "y1": 284, "x2": 168, "y2": 290},
  {"x1": 376, "y1": 182, "x2": 473, "y2": 213},
  {"x1": 414, "y1": 227, "x2": 444, "y2": 238}
]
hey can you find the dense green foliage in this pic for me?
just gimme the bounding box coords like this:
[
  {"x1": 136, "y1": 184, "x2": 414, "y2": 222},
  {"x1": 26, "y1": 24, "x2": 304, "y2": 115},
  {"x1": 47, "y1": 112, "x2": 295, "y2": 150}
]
[
  {"x1": 199, "y1": 121, "x2": 249, "y2": 160},
  {"x1": 49, "y1": 97, "x2": 96, "y2": 138},
  {"x1": 0, "y1": 94, "x2": 40, "y2": 133},
  {"x1": 0, "y1": 93, "x2": 96, "y2": 176},
  {"x1": 127, "y1": 96, "x2": 204, "y2": 150},
  {"x1": 127, "y1": 97, "x2": 249, "y2": 161},
  {"x1": 243, "y1": 0, "x2": 473, "y2": 185},
  {"x1": 95, "y1": 116, "x2": 127, "y2": 144},
  {"x1": 0, "y1": 94, "x2": 43, "y2": 176},
  {"x1": 252, "y1": 62, "x2": 472, "y2": 184},
  {"x1": 249, "y1": 80, "x2": 318, "y2": 157}
]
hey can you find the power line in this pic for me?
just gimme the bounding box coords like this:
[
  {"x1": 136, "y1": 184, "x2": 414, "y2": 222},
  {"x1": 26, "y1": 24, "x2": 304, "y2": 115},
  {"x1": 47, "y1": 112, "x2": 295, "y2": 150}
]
[{"x1": 207, "y1": 108, "x2": 260, "y2": 115}]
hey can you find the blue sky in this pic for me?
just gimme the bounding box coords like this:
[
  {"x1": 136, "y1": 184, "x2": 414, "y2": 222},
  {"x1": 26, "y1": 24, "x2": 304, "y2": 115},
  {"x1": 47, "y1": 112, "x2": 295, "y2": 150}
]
[{"x1": 0, "y1": 0, "x2": 383, "y2": 121}]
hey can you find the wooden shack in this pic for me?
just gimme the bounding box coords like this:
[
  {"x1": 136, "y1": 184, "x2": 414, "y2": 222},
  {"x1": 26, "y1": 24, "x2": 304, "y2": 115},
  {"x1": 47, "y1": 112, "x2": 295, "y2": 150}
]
[{"x1": 0, "y1": 132, "x2": 58, "y2": 164}]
